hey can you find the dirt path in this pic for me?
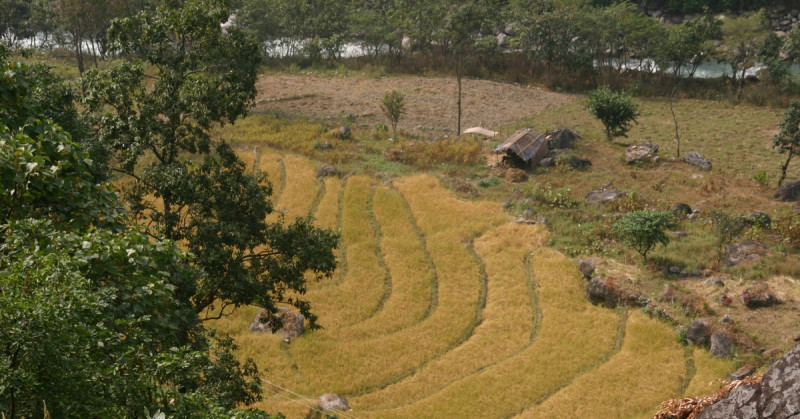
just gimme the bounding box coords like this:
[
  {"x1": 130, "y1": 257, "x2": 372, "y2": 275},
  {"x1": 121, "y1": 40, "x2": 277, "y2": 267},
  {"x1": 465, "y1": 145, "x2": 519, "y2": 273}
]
[{"x1": 254, "y1": 75, "x2": 578, "y2": 137}]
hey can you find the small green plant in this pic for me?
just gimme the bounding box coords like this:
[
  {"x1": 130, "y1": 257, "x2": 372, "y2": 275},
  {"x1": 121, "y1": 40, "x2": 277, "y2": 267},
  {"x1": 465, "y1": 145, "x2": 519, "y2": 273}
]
[
  {"x1": 380, "y1": 90, "x2": 406, "y2": 137},
  {"x1": 753, "y1": 170, "x2": 769, "y2": 185},
  {"x1": 477, "y1": 177, "x2": 501, "y2": 188},
  {"x1": 583, "y1": 85, "x2": 641, "y2": 141},
  {"x1": 613, "y1": 210, "x2": 676, "y2": 260},
  {"x1": 677, "y1": 328, "x2": 688, "y2": 345},
  {"x1": 525, "y1": 183, "x2": 579, "y2": 209},
  {"x1": 376, "y1": 123, "x2": 389, "y2": 132},
  {"x1": 709, "y1": 210, "x2": 747, "y2": 261}
]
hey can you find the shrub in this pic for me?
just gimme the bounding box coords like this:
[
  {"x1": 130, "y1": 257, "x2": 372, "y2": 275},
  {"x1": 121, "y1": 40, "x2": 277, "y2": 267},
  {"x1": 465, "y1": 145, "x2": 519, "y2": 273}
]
[
  {"x1": 709, "y1": 210, "x2": 747, "y2": 260},
  {"x1": 583, "y1": 86, "x2": 640, "y2": 141},
  {"x1": 773, "y1": 209, "x2": 800, "y2": 249},
  {"x1": 380, "y1": 90, "x2": 406, "y2": 137},
  {"x1": 613, "y1": 210, "x2": 676, "y2": 260},
  {"x1": 524, "y1": 183, "x2": 579, "y2": 209}
]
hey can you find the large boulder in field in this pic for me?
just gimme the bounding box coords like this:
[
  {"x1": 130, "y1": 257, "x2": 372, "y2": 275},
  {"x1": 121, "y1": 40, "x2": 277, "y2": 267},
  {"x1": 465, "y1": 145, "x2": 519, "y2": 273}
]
[
  {"x1": 546, "y1": 128, "x2": 580, "y2": 150},
  {"x1": 697, "y1": 343, "x2": 800, "y2": 418},
  {"x1": 578, "y1": 257, "x2": 602, "y2": 278},
  {"x1": 585, "y1": 189, "x2": 624, "y2": 206},
  {"x1": 316, "y1": 164, "x2": 340, "y2": 178},
  {"x1": 741, "y1": 282, "x2": 782, "y2": 308},
  {"x1": 686, "y1": 320, "x2": 710, "y2": 346},
  {"x1": 626, "y1": 143, "x2": 659, "y2": 164},
  {"x1": 724, "y1": 241, "x2": 768, "y2": 268},
  {"x1": 773, "y1": 178, "x2": 800, "y2": 202},
  {"x1": 586, "y1": 277, "x2": 618, "y2": 308},
  {"x1": 249, "y1": 307, "x2": 305, "y2": 340},
  {"x1": 710, "y1": 330, "x2": 733, "y2": 358},
  {"x1": 683, "y1": 151, "x2": 712, "y2": 170}
]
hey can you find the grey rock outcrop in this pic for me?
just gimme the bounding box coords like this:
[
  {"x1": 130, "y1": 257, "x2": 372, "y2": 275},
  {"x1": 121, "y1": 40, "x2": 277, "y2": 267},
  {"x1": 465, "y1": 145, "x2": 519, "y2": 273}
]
[
  {"x1": 742, "y1": 282, "x2": 782, "y2": 308},
  {"x1": 316, "y1": 164, "x2": 340, "y2": 178},
  {"x1": 585, "y1": 189, "x2": 624, "y2": 206},
  {"x1": 697, "y1": 343, "x2": 800, "y2": 418},
  {"x1": 773, "y1": 179, "x2": 800, "y2": 202},
  {"x1": 586, "y1": 277, "x2": 618, "y2": 308},
  {"x1": 686, "y1": 320, "x2": 709, "y2": 346},
  {"x1": 250, "y1": 307, "x2": 305, "y2": 340},
  {"x1": 710, "y1": 330, "x2": 733, "y2": 358},
  {"x1": 683, "y1": 151, "x2": 712, "y2": 170},
  {"x1": 579, "y1": 257, "x2": 601, "y2": 278},
  {"x1": 546, "y1": 128, "x2": 579, "y2": 150},
  {"x1": 724, "y1": 241, "x2": 768, "y2": 268},
  {"x1": 626, "y1": 143, "x2": 659, "y2": 164}
]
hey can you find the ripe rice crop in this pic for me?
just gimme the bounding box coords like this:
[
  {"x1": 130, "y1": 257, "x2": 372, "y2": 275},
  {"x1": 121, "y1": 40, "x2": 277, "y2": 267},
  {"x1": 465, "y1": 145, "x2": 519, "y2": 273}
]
[
  {"x1": 352, "y1": 222, "x2": 548, "y2": 409},
  {"x1": 272, "y1": 155, "x2": 319, "y2": 221},
  {"x1": 337, "y1": 185, "x2": 435, "y2": 338},
  {"x1": 683, "y1": 348, "x2": 736, "y2": 397},
  {"x1": 520, "y1": 311, "x2": 685, "y2": 419},
  {"x1": 360, "y1": 248, "x2": 620, "y2": 418}
]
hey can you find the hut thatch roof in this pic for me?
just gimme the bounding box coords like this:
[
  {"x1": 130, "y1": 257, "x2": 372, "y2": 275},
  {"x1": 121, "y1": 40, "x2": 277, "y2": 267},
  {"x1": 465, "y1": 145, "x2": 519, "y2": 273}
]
[{"x1": 495, "y1": 129, "x2": 547, "y2": 162}]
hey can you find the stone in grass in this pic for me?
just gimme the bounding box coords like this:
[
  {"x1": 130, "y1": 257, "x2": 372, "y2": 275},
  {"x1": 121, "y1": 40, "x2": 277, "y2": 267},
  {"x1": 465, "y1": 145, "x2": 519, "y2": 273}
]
[
  {"x1": 773, "y1": 178, "x2": 800, "y2": 202},
  {"x1": 318, "y1": 393, "x2": 349, "y2": 411},
  {"x1": 724, "y1": 241, "x2": 768, "y2": 268},
  {"x1": 626, "y1": 143, "x2": 659, "y2": 164},
  {"x1": 316, "y1": 164, "x2": 340, "y2": 178},
  {"x1": 585, "y1": 189, "x2": 624, "y2": 206},
  {"x1": 578, "y1": 257, "x2": 602, "y2": 279},
  {"x1": 249, "y1": 307, "x2": 305, "y2": 341},
  {"x1": 741, "y1": 282, "x2": 781, "y2": 308},
  {"x1": 686, "y1": 320, "x2": 710, "y2": 346},
  {"x1": 710, "y1": 330, "x2": 733, "y2": 358},
  {"x1": 586, "y1": 277, "x2": 618, "y2": 308},
  {"x1": 728, "y1": 365, "x2": 755, "y2": 381},
  {"x1": 683, "y1": 151, "x2": 712, "y2": 170}
]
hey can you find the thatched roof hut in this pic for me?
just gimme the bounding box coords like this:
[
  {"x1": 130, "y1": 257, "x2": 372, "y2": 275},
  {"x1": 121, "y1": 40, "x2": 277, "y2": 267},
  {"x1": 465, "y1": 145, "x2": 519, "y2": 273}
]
[{"x1": 495, "y1": 129, "x2": 549, "y2": 167}]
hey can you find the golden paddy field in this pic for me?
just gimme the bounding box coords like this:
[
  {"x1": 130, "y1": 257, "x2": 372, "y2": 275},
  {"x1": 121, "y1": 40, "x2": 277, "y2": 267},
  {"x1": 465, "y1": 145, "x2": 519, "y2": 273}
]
[{"x1": 208, "y1": 149, "x2": 736, "y2": 418}]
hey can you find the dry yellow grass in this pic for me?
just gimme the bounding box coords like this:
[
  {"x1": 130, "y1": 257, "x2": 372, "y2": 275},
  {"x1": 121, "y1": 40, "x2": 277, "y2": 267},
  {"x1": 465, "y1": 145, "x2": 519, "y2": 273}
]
[
  {"x1": 301, "y1": 175, "x2": 384, "y2": 330},
  {"x1": 519, "y1": 311, "x2": 685, "y2": 419},
  {"x1": 236, "y1": 146, "x2": 259, "y2": 172},
  {"x1": 312, "y1": 176, "x2": 341, "y2": 230},
  {"x1": 352, "y1": 222, "x2": 547, "y2": 409},
  {"x1": 336, "y1": 185, "x2": 434, "y2": 339},
  {"x1": 244, "y1": 174, "x2": 508, "y2": 409},
  {"x1": 272, "y1": 155, "x2": 319, "y2": 221},
  {"x1": 683, "y1": 348, "x2": 737, "y2": 398},
  {"x1": 257, "y1": 150, "x2": 284, "y2": 199},
  {"x1": 359, "y1": 248, "x2": 620, "y2": 418}
]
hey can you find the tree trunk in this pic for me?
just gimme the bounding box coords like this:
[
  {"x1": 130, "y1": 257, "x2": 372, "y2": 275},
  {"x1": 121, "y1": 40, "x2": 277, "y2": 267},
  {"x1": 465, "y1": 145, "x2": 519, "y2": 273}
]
[
  {"x1": 669, "y1": 85, "x2": 681, "y2": 158},
  {"x1": 456, "y1": 50, "x2": 463, "y2": 137},
  {"x1": 779, "y1": 148, "x2": 793, "y2": 187}
]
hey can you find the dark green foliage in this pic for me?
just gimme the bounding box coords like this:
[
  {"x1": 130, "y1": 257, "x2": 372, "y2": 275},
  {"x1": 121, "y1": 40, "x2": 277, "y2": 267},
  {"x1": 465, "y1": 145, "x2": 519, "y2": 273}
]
[
  {"x1": 584, "y1": 86, "x2": 640, "y2": 141},
  {"x1": 380, "y1": 90, "x2": 405, "y2": 137},
  {"x1": 613, "y1": 210, "x2": 676, "y2": 260},
  {"x1": 83, "y1": 0, "x2": 338, "y2": 326},
  {"x1": 0, "y1": 54, "x2": 274, "y2": 418},
  {"x1": 773, "y1": 100, "x2": 800, "y2": 186},
  {"x1": 709, "y1": 210, "x2": 746, "y2": 262}
]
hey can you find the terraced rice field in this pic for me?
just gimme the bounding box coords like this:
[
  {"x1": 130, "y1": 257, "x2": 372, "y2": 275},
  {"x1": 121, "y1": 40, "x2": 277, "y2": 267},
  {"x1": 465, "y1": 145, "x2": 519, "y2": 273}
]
[{"x1": 210, "y1": 149, "x2": 736, "y2": 418}]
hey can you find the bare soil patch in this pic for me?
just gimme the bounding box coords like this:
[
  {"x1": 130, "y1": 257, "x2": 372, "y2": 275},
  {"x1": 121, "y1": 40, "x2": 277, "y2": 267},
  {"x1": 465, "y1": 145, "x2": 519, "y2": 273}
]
[{"x1": 254, "y1": 75, "x2": 577, "y2": 137}]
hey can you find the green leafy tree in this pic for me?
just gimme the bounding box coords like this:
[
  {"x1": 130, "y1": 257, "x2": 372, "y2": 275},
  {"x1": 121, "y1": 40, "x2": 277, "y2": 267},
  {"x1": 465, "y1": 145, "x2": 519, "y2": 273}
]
[
  {"x1": 717, "y1": 11, "x2": 769, "y2": 101},
  {"x1": 0, "y1": 57, "x2": 269, "y2": 417},
  {"x1": 774, "y1": 99, "x2": 800, "y2": 186},
  {"x1": 613, "y1": 210, "x2": 676, "y2": 260},
  {"x1": 584, "y1": 85, "x2": 640, "y2": 142},
  {"x1": 380, "y1": 89, "x2": 405, "y2": 137},
  {"x1": 83, "y1": 0, "x2": 338, "y2": 327}
]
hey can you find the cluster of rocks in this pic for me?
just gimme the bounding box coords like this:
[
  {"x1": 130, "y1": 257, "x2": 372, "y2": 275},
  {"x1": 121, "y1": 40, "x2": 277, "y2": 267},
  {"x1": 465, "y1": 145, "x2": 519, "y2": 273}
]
[
  {"x1": 685, "y1": 319, "x2": 735, "y2": 358},
  {"x1": 696, "y1": 343, "x2": 800, "y2": 418},
  {"x1": 767, "y1": 5, "x2": 800, "y2": 35},
  {"x1": 249, "y1": 307, "x2": 305, "y2": 341}
]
